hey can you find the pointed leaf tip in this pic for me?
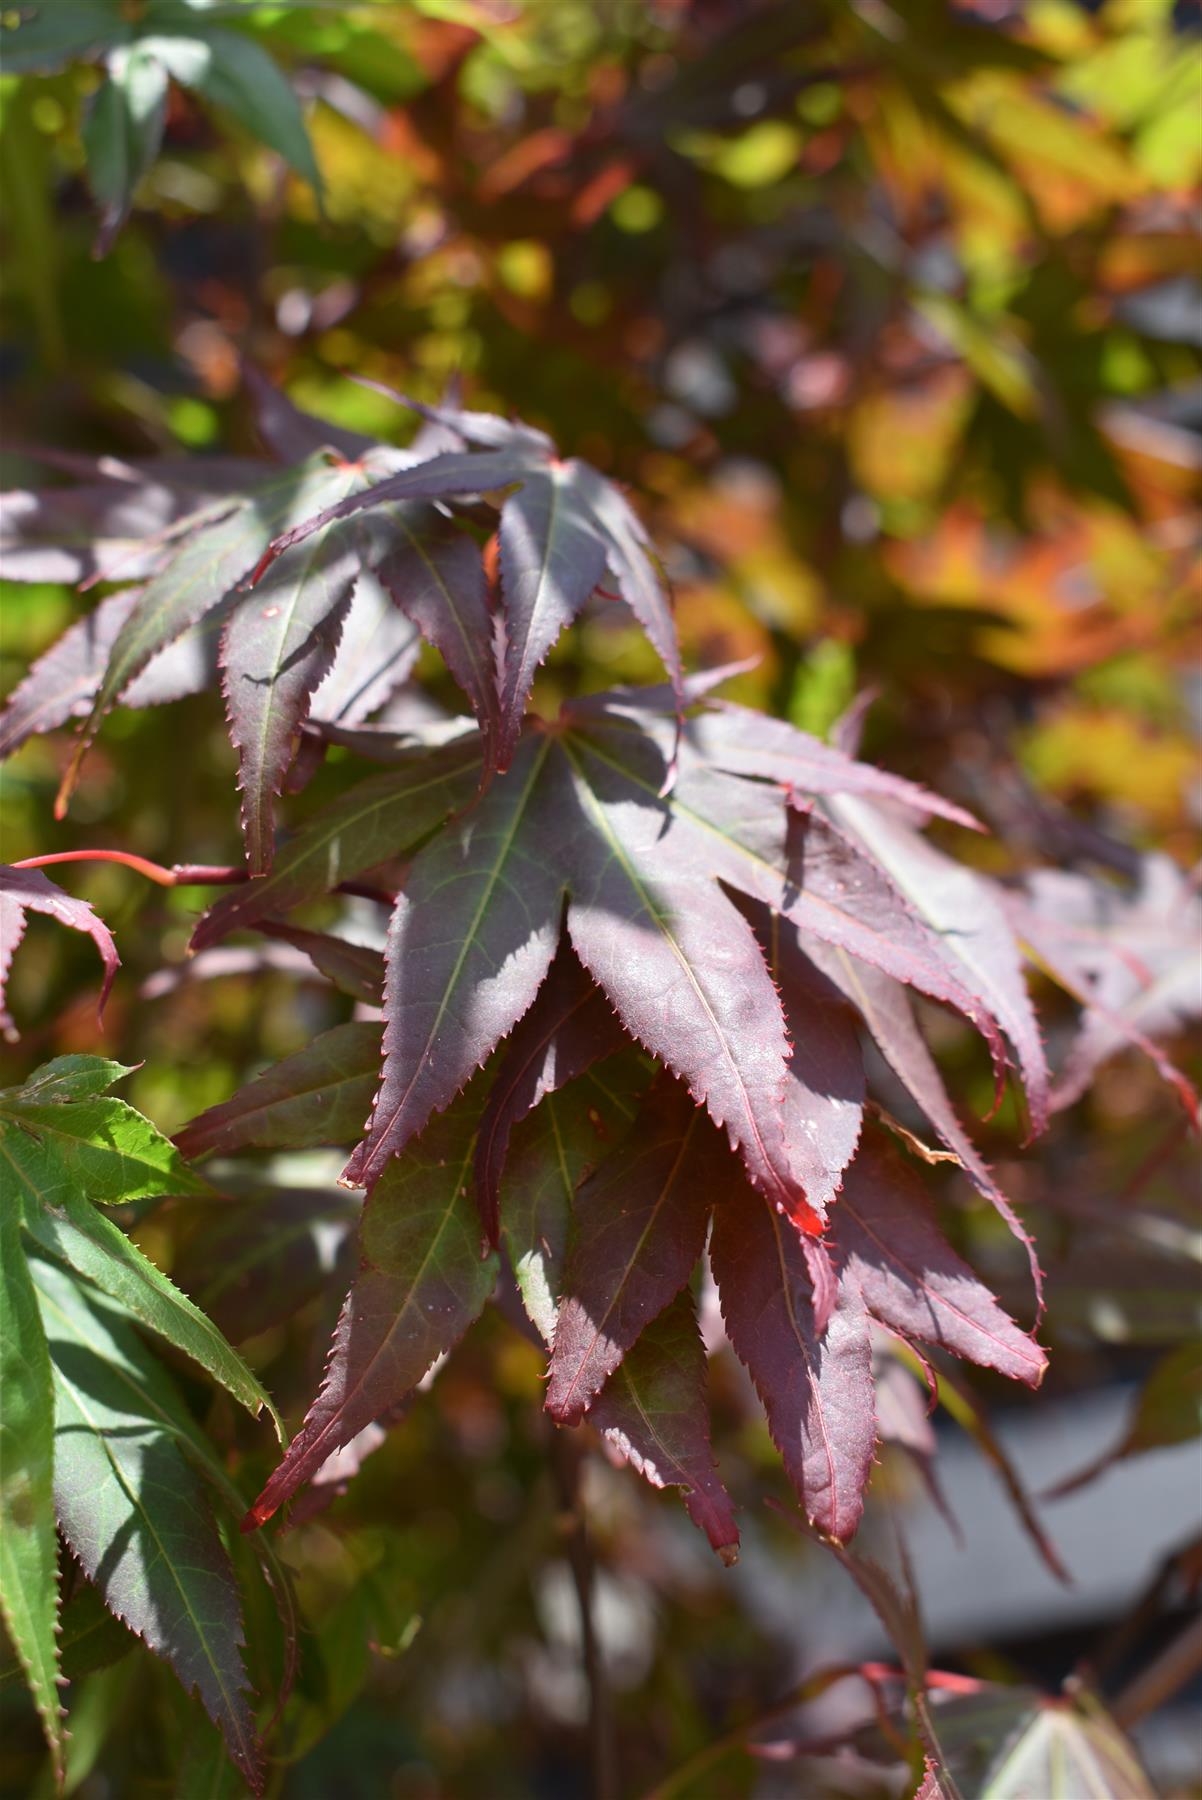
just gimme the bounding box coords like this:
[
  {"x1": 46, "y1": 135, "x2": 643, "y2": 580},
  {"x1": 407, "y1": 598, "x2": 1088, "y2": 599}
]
[
  {"x1": 546, "y1": 1083, "x2": 721, "y2": 1424},
  {"x1": 712, "y1": 1185, "x2": 876, "y2": 1542},
  {"x1": 589, "y1": 1293, "x2": 740, "y2": 1559},
  {"x1": 0, "y1": 866, "x2": 119, "y2": 1038}
]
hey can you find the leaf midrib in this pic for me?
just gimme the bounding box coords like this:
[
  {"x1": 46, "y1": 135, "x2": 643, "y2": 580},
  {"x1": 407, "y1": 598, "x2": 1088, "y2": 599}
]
[
  {"x1": 556, "y1": 1110, "x2": 701, "y2": 1416},
  {"x1": 300, "y1": 1133, "x2": 483, "y2": 1468},
  {"x1": 238, "y1": 467, "x2": 363, "y2": 862},
  {"x1": 560, "y1": 735, "x2": 787, "y2": 1199},
  {"x1": 840, "y1": 1192, "x2": 1042, "y2": 1376},
  {"x1": 767, "y1": 1204, "x2": 840, "y2": 1535},
  {"x1": 34, "y1": 1283, "x2": 257, "y2": 1773},
  {"x1": 573, "y1": 729, "x2": 977, "y2": 1016},
  {"x1": 364, "y1": 735, "x2": 554, "y2": 1162}
]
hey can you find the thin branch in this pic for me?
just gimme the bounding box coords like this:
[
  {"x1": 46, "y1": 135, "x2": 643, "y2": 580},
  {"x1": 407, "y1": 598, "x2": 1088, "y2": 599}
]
[
  {"x1": 12, "y1": 850, "x2": 245, "y2": 887},
  {"x1": 547, "y1": 1423, "x2": 617, "y2": 1800}
]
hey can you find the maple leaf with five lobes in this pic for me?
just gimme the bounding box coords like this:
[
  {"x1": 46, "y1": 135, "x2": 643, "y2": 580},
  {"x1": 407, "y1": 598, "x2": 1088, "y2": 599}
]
[
  {"x1": 0, "y1": 377, "x2": 684, "y2": 863},
  {"x1": 273, "y1": 693, "x2": 1025, "y2": 1242},
  {"x1": 50, "y1": 452, "x2": 383, "y2": 822},
  {"x1": 246, "y1": 397, "x2": 685, "y2": 776}
]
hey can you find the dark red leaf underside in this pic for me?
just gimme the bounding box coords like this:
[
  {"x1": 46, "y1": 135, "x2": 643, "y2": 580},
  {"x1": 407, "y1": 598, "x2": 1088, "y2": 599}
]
[
  {"x1": 783, "y1": 805, "x2": 1010, "y2": 1097},
  {"x1": 371, "y1": 505, "x2": 503, "y2": 766},
  {"x1": 874, "y1": 1354, "x2": 960, "y2": 1537},
  {"x1": 474, "y1": 939, "x2": 630, "y2": 1245},
  {"x1": 222, "y1": 505, "x2": 363, "y2": 872},
  {"x1": 830, "y1": 795, "x2": 1050, "y2": 1135},
  {"x1": 554, "y1": 735, "x2": 803, "y2": 1220},
  {"x1": 342, "y1": 733, "x2": 565, "y2": 1188},
  {"x1": 587, "y1": 728, "x2": 1009, "y2": 1094},
  {"x1": 589, "y1": 1291, "x2": 739, "y2": 1562},
  {"x1": 174, "y1": 1021, "x2": 382, "y2": 1161},
  {"x1": 802, "y1": 943, "x2": 1043, "y2": 1313},
  {"x1": 711, "y1": 1186, "x2": 876, "y2": 1542},
  {"x1": 1008, "y1": 864, "x2": 1199, "y2": 1122},
  {"x1": 247, "y1": 1091, "x2": 498, "y2": 1528},
  {"x1": 689, "y1": 702, "x2": 982, "y2": 830},
  {"x1": 546, "y1": 1079, "x2": 723, "y2": 1423},
  {"x1": 832, "y1": 1132, "x2": 1046, "y2": 1386}
]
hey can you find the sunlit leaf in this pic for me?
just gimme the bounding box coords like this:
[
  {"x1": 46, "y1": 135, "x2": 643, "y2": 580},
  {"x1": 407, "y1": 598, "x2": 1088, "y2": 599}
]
[
  {"x1": 30, "y1": 1258, "x2": 263, "y2": 1792},
  {"x1": 0, "y1": 1204, "x2": 64, "y2": 1781}
]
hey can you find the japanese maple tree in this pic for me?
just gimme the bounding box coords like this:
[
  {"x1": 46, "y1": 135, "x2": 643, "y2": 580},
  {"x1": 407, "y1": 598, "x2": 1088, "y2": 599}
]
[
  {"x1": 4, "y1": 372, "x2": 1195, "y2": 1795},
  {"x1": 1, "y1": 3, "x2": 1198, "y2": 1796}
]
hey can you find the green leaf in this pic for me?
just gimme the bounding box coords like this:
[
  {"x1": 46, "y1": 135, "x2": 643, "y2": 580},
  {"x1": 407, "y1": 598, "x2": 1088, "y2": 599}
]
[
  {"x1": 144, "y1": 29, "x2": 322, "y2": 194},
  {"x1": 83, "y1": 48, "x2": 169, "y2": 254},
  {"x1": 29, "y1": 1257, "x2": 264, "y2": 1793},
  {"x1": 176, "y1": 1707, "x2": 252, "y2": 1800},
  {"x1": 20, "y1": 1192, "x2": 284, "y2": 1442},
  {"x1": 929, "y1": 1684, "x2": 1156, "y2": 1799},
  {"x1": 0, "y1": 1074, "x2": 211, "y2": 1206},
  {"x1": 29, "y1": 1659, "x2": 137, "y2": 1800},
  {"x1": 14, "y1": 1055, "x2": 135, "y2": 1104},
  {"x1": 0, "y1": 1205, "x2": 64, "y2": 1780},
  {"x1": 0, "y1": 1578, "x2": 130, "y2": 1695},
  {"x1": 0, "y1": 3, "x2": 123, "y2": 74},
  {"x1": 1, "y1": 1058, "x2": 281, "y2": 1437}
]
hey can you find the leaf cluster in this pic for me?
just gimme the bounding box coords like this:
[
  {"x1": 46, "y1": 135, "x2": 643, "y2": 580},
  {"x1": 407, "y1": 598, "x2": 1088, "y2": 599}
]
[{"x1": 0, "y1": 1055, "x2": 282, "y2": 1791}]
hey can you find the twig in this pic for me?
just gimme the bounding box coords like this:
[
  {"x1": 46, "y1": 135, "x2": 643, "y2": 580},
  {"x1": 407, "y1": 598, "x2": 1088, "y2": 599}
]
[
  {"x1": 13, "y1": 850, "x2": 245, "y2": 887},
  {"x1": 547, "y1": 1423, "x2": 617, "y2": 1800}
]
